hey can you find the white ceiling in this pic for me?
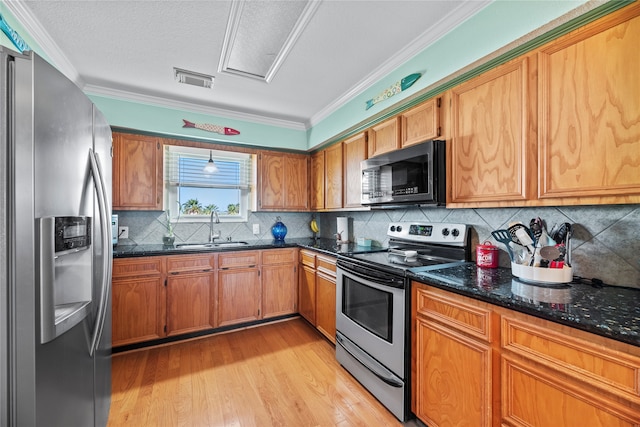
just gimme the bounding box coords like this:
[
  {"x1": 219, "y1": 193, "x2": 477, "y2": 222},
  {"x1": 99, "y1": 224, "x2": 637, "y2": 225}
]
[{"x1": 10, "y1": 0, "x2": 490, "y2": 130}]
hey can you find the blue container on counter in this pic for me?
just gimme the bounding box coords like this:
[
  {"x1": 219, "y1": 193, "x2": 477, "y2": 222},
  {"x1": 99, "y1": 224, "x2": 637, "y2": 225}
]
[{"x1": 271, "y1": 216, "x2": 287, "y2": 241}]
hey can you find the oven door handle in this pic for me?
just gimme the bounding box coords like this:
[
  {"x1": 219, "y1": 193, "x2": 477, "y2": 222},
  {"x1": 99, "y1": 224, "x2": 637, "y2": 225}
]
[
  {"x1": 336, "y1": 333, "x2": 403, "y2": 388},
  {"x1": 336, "y1": 259, "x2": 405, "y2": 288}
]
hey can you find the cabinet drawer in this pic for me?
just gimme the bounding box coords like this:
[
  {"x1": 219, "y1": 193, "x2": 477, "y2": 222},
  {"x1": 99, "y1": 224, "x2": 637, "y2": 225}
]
[
  {"x1": 112, "y1": 257, "x2": 163, "y2": 278},
  {"x1": 316, "y1": 254, "x2": 336, "y2": 276},
  {"x1": 300, "y1": 249, "x2": 316, "y2": 268},
  {"x1": 502, "y1": 315, "x2": 640, "y2": 403},
  {"x1": 262, "y1": 248, "x2": 298, "y2": 265},
  {"x1": 218, "y1": 251, "x2": 259, "y2": 269},
  {"x1": 415, "y1": 286, "x2": 492, "y2": 342},
  {"x1": 166, "y1": 254, "x2": 215, "y2": 274}
]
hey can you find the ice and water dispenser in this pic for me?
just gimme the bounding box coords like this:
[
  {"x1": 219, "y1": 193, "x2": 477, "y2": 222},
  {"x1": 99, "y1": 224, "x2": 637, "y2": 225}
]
[{"x1": 38, "y1": 216, "x2": 93, "y2": 343}]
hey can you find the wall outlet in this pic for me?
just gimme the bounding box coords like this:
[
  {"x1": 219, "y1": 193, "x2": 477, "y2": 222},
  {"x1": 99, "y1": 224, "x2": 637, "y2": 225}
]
[
  {"x1": 252, "y1": 224, "x2": 260, "y2": 235},
  {"x1": 118, "y1": 226, "x2": 129, "y2": 239}
]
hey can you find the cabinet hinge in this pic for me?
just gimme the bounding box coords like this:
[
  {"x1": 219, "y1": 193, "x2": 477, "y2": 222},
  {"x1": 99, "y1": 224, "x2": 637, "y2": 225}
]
[
  {"x1": 437, "y1": 97, "x2": 441, "y2": 108},
  {"x1": 157, "y1": 142, "x2": 160, "y2": 149},
  {"x1": 258, "y1": 270, "x2": 261, "y2": 277},
  {"x1": 164, "y1": 278, "x2": 167, "y2": 287},
  {"x1": 437, "y1": 126, "x2": 442, "y2": 137},
  {"x1": 163, "y1": 325, "x2": 167, "y2": 333}
]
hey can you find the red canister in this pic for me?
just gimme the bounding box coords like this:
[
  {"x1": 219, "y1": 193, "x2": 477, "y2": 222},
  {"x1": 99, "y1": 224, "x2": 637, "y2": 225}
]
[{"x1": 476, "y1": 241, "x2": 499, "y2": 268}]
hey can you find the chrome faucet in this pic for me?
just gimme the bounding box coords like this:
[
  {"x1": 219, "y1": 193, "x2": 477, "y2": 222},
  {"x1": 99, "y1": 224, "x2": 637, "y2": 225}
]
[{"x1": 209, "y1": 210, "x2": 221, "y2": 243}]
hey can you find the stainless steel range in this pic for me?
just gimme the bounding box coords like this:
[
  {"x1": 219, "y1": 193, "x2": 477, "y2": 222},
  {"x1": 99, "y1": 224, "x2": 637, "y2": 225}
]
[{"x1": 335, "y1": 222, "x2": 471, "y2": 421}]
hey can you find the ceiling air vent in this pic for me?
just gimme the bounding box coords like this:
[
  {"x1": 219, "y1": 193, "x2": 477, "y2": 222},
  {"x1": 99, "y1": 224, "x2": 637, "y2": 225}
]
[{"x1": 174, "y1": 67, "x2": 214, "y2": 89}]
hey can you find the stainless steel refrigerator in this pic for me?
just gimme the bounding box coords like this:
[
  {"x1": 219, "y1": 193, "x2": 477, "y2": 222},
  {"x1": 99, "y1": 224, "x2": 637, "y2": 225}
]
[{"x1": 0, "y1": 48, "x2": 113, "y2": 426}]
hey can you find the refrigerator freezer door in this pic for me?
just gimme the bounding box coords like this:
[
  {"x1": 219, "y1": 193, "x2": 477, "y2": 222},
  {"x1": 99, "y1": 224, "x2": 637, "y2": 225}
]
[{"x1": 32, "y1": 52, "x2": 96, "y2": 426}]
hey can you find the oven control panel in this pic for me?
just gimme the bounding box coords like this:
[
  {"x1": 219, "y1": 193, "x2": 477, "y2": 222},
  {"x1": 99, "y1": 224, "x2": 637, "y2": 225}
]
[{"x1": 387, "y1": 222, "x2": 469, "y2": 246}]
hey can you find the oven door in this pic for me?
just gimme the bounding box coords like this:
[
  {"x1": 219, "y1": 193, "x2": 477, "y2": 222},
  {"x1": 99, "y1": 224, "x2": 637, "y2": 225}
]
[{"x1": 336, "y1": 260, "x2": 406, "y2": 377}]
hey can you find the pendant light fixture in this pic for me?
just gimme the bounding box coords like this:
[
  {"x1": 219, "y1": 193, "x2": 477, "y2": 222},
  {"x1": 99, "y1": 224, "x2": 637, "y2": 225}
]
[{"x1": 203, "y1": 150, "x2": 219, "y2": 174}]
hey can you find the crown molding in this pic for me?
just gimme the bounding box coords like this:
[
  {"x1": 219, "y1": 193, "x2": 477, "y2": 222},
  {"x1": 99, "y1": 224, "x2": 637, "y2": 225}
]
[
  {"x1": 83, "y1": 83, "x2": 308, "y2": 131},
  {"x1": 5, "y1": 0, "x2": 83, "y2": 86},
  {"x1": 307, "y1": 0, "x2": 491, "y2": 128}
]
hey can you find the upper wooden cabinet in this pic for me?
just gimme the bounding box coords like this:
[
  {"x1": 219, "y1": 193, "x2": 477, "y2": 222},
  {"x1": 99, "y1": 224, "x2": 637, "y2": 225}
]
[
  {"x1": 400, "y1": 98, "x2": 441, "y2": 148},
  {"x1": 112, "y1": 132, "x2": 163, "y2": 210},
  {"x1": 324, "y1": 143, "x2": 343, "y2": 210},
  {"x1": 258, "y1": 151, "x2": 309, "y2": 211},
  {"x1": 342, "y1": 132, "x2": 367, "y2": 209},
  {"x1": 310, "y1": 151, "x2": 325, "y2": 210},
  {"x1": 537, "y1": 5, "x2": 640, "y2": 204},
  {"x1": 446, "y1": 3, "x2": 640, "y2": 208},
  {"x1": 448, "y1": 57, "x2": 534, "y2": 205},
  {"x1": 368, "y1": 116, "x2": 401, "y2": 158}
]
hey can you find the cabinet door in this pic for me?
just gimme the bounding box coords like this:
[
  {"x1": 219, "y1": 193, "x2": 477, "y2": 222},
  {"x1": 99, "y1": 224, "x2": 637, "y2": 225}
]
[
  {"x1": 262, "y1": 263, "x2": 297, "y2": 318},
  {"x1": 298, "y1": 264, "x2": 316, "y2": 324},
  {"x1": 315, "y1": 271, "x2": 336, "y2": 343},
  {"x1": 368, "y1": 116, "x2": 400, "y2": 158},
  {"x1": 324, "y1": 143, "x2": 343, "y2": 210},
  {"x1": 502, "y1": 356, "x2": 639, "y2": 427},
  {"x1": 112, "y1": 276, "x2": 165, "y2": 347},
  {"x1": 310, "y1": 151, "x2": 325, "y2": 210},
  {"x1": 415, "y1": 318, "x2": 493, "y2": 427},
  {"x1": 112, "y1": 133, "x2": 163, "y2": 210},
  {"x1": 258, "y1": 152, "x2": 309, "y2": 211},
  {"x1": 217, "y1": 268, "x2": 260, "y2": 327},
  {"x1": 284, "y1": 154, "x2": 309, "y2": 210},
  {"x1": 401, "y1": 98, "x2": 440, "y2": 148},
  {"x1": 449, "y1": 58, "x2": 533, "y2": 204},
  {"x1": 166, "y1": 271, "x2": 215, "y2": 336},
  {"x1": 343, "y1": 132, "x2": 367, "y2": 208},
  {"x1": 258, "y1": 151, "x2": 284, "y2": 210},
  {"x1": 538, "y1": 10, "x2": 640, "y2": 202}
]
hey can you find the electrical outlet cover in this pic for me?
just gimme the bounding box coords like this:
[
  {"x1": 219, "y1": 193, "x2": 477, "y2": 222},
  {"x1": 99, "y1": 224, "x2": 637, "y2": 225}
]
[{"x1": 252, "y1": 224, "x2": 260, "y2": 235}]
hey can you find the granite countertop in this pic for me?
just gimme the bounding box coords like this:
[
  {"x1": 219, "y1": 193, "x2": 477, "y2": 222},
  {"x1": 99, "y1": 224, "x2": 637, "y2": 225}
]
[
  {"x1": 113, "y1": 237, "x2": 386, "y2": 258},
  {"x1": 408, "y1": 262, "x2": 640, "y2": 347}
]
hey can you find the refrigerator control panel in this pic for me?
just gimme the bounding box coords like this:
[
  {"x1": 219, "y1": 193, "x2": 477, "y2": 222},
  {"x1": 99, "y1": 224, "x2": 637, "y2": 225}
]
[{"x1": 54, "y1": 216, "x2": 91, "y2": 254}]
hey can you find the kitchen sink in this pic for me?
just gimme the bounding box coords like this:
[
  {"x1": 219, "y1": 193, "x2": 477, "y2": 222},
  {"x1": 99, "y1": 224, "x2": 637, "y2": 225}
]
[{"x1": 175, "y1": 241, "x2": 249, "y2": 250}]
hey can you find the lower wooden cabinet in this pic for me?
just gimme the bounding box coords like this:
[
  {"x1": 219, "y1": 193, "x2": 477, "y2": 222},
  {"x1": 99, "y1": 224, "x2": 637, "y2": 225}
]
[
  {"x1": 262, "y1": 248, "x2": 298, "y2": 319},
  {"x1": 217, "y1": 251, "x2": 261, "y2": 327},
  {"x1": 413, "y1": 284, "x2": 496, "y2": 427},
  {"x1": 112, "y1": 257, "x2": 166, "y2": 347},
  {"x1": 412, "y1": 282, "x2": 640, "y2": 427},
  {"x1": 314, "y1": 255, "x2": 336, "y2": 343},
  {"x1": 298, "y1": 249, "x2": 336, "y2": 343},
  {"x1": 113, "y1": 248, "x2": 299, "y2": 347}
]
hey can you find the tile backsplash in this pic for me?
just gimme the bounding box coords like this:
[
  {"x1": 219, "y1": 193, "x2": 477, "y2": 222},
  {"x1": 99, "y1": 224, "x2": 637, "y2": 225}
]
[{"x1": 116, "y1": 204, "x2": 640, "y2": 289}]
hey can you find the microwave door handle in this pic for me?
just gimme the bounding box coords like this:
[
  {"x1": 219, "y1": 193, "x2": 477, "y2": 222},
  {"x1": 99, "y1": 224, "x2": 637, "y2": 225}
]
[{"x1": 88, "y1": 148, "x2": 112, "y2": 357}]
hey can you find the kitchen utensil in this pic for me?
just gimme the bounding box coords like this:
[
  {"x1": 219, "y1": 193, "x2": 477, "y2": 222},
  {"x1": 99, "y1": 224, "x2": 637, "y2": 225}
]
[
  {"x1": 540, "y1": 245, "x2": 561, "y2": 261},
  {"x1": 551, "y1": 222, "x2": 568, "y2": 244},
  {"x1": 564, "y1": 223, "x2": 573, "y2": 267},
  {"x1": 491, "y1": 229, "x2": 515, "y2": 261},
  {"x1": 508, "y1": 223, "x2": 535, "y2": 252},
  {"x1": 529, "y1": 217, "x2": 544, "y2": 244}
]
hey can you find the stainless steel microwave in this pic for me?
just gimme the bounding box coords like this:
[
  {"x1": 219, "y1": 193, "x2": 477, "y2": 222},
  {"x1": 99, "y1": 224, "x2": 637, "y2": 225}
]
[{"x1": 361, "y1": 140, "x2": 446, "y2": 207}]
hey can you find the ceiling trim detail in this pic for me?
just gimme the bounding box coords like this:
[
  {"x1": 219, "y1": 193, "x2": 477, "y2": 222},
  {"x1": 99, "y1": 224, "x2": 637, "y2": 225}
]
[
  {"x1": 307, "y1": 0, "x2": 491, "y2": 128},
  {"x1": 5, "y1": 0, "x2": 82, "y2": 86},
  {"x1": 83, "y1": 83, "x2": 308, "y2": 131},
  {"x1": 218, "y1": 0, "x2": 321, "y2": 83}
]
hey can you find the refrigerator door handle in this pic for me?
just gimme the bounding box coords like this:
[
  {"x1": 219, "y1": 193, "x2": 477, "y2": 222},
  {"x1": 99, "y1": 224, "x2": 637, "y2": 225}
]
[{"x1": 88, "y1": 148, "x2": 112, "y2": 357}]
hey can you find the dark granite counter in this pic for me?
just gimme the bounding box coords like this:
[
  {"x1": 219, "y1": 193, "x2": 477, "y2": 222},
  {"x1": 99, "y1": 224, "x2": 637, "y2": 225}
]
[
  {"x1": 113, "y1": 237, "x2": 386, "y2": 258},
  {"x1": 408, "y1": 262, "x2": 640, "y2": 347}
]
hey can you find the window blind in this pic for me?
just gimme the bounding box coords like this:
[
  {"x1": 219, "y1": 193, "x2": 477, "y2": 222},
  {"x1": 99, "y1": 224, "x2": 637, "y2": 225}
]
[{"x1": 165, "y1": 146, "x2": 251, "y2": 190}]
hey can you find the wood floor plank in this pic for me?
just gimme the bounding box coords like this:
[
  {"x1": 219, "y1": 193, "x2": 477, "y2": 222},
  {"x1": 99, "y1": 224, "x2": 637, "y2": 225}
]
[{"x1": 108, "y1": 318, "x2": 405, "y2": 427}]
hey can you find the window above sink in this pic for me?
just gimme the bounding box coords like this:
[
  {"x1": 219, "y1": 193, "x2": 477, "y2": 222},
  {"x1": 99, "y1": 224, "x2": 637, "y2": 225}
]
[{"x1": 164, "y1": 145, "x2": 256, "y2": 223}]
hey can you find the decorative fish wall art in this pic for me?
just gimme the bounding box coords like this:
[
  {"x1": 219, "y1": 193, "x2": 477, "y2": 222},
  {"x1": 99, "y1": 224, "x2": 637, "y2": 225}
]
[
  {"x1": 182, "y1": 119, "x2": 240, "y2": 135},
  {"x1": 365, "y1": 72, "x2": 421, "y2": 110}
]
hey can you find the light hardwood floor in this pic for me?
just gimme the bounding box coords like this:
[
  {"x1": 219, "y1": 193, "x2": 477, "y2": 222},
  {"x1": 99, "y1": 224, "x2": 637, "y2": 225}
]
[{"x1": 108, "y1": 318, "x2": 412, "y2": 426}]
